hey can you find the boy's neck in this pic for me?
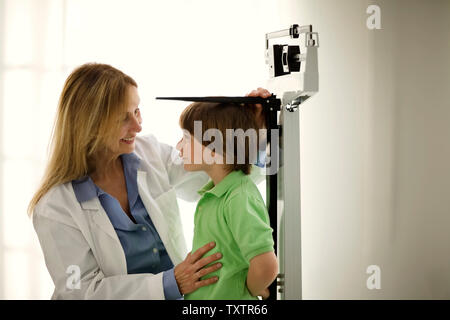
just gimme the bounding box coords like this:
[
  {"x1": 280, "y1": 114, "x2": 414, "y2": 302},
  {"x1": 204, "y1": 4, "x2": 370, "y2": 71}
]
[{"x1": 204, "y1": 165, "x2": 230, "y2": 186}]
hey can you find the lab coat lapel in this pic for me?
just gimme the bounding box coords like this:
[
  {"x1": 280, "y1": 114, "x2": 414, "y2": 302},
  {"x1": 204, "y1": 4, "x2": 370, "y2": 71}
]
[
  {"x1": 79, "y1": 197, "x2": 127, "y2": 275},
  {"x1": 80, "y1": 197, "x2": 121, "y2": 245}
]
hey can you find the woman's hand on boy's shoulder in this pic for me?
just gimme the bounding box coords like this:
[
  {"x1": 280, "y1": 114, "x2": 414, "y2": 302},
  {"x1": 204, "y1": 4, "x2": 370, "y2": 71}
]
[{"x1": 246, "y1": 87, "x2": 272, "y2": 129}]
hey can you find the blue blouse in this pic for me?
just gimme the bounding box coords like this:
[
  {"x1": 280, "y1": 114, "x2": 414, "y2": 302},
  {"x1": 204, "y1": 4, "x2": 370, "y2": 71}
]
[{"x1": 72, "y1": 153, "x2": 181, "y2": 299}]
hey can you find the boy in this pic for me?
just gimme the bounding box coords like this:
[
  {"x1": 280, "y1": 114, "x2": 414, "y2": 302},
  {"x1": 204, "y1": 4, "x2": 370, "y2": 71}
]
[{"x1": 176, "y1": 101, "x2": 278, "y2": 300}]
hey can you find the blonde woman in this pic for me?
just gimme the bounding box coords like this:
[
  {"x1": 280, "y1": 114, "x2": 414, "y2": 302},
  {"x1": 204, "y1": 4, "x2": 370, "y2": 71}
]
[{"x1": 28, "y1": 63, "x2": 270, "y2": 299}]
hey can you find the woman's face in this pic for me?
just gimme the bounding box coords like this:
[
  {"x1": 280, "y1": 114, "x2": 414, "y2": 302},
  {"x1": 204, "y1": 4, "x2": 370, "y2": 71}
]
[{"x1": 113, "y1": 85, "x2": 142, "y2": 155}]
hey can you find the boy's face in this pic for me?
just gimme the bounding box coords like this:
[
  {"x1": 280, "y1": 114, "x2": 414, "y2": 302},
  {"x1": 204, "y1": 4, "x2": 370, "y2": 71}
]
[{"x1": 176, "y1": 131, "x2": 207, "y2": 171}]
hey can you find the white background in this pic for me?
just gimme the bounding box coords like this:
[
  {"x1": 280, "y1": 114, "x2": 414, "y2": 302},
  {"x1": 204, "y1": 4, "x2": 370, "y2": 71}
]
[{"x1": 0, "y1": 0, "x2": 278, "y2": 299}]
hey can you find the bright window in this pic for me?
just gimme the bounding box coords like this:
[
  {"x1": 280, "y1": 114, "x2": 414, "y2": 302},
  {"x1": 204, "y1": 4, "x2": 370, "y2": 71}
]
[{"x1": 0, "y1": 0, "x2": 276, "y2": 299}]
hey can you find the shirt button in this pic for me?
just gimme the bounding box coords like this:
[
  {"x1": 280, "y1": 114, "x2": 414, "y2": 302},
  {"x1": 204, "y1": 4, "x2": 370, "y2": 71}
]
[
  {"x1": 142, "y1": 227, "x2": 147, "y2": 231},
  {"x1": 153, "y1": 248, "x2": 158, "y2": 254}
]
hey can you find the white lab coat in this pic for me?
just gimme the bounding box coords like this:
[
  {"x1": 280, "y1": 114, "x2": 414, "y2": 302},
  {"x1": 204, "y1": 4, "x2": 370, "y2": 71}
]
[{"x1": 32, "y1": 134, "x2": 209, "y2": 300}]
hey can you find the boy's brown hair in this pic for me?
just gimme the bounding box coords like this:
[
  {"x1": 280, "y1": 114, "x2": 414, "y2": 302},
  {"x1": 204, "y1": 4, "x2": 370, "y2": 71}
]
[{"x1": 179, "y1": 102, "x2": 260, "y2": 175}]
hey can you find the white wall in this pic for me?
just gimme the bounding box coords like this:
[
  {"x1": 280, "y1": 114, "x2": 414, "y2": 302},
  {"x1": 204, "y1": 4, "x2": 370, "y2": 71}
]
[{"x1": 279, "y1": 0, "x2": 450, "y2": 299}]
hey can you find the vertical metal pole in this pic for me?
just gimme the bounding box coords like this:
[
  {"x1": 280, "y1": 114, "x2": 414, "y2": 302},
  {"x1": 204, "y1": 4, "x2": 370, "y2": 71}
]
[
  {"x1": 282, "y1": 104, "x2": 302, "y2": 299},
  {"x1": 0, "y1": 0, "x2": 6, "y2": 300},
  {"x1": 265, "y1": 99, "x2": 280, "y2": 300}
]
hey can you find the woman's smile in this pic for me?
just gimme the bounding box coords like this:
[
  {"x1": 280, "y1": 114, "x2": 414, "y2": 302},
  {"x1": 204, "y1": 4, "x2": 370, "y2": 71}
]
[{"x1": 120, "y1": 136, "x2": 135, "y2": 144}]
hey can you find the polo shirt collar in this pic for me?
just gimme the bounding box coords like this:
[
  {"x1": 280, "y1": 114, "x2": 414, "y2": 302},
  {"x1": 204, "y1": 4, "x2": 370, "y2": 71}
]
[{"x1": 197, "y1": 170, "x2": 246, "y2": 198}]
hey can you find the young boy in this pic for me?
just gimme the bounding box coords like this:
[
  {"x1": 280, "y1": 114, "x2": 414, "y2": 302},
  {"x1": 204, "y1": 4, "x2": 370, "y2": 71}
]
[{"x1": 176, "y1": 101, "x2": 278, "y2": 300}]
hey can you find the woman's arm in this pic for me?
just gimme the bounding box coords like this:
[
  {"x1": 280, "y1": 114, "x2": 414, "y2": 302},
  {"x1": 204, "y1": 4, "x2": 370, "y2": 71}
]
[{"x1": 246, "y1": 251, "x2": 278, "y2": 298}]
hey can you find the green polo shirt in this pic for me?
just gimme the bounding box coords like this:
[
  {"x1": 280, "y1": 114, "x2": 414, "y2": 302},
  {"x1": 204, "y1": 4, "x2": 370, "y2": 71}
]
[{"x1": 184, "y1": 170, "x2": 274, "y2": 300}]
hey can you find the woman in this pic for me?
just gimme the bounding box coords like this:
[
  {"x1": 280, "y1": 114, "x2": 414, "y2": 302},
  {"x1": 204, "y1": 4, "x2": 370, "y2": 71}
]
[{"x1": 28, "y1": 63, "x2": 270, "y2": 299}]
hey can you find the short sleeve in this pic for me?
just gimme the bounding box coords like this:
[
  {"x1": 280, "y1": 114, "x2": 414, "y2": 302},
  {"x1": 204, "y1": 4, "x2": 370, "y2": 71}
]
[{"x1": 224, "y1": 192, "x2": 275, "y2": 261}]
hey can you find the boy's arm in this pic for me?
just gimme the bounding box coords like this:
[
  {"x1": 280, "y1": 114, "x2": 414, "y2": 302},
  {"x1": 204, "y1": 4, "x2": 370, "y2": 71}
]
[
  {"x1": 224, "y1": 190, "x2": 276, "y2": 298},
  {"x1": 246, "y1": 251, "x2": 278, "y2": 298}
]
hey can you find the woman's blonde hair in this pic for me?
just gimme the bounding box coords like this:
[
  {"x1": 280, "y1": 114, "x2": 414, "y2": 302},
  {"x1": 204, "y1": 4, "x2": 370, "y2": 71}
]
[{"x1": 27, "y1": 63, "x2": 137, "y2": 216}]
